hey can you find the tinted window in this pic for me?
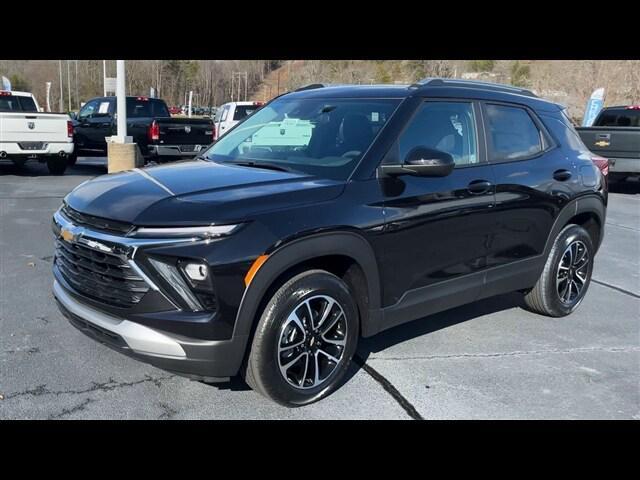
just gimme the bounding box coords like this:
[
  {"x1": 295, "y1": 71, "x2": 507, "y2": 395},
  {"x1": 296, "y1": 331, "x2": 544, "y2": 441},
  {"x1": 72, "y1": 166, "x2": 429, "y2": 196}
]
[
  {"x1": 151, "y1": 100, "x2": 170, "y2": 117},
  {"x1": 17, "y1": 96, "x2": 38, "y2": 112},
  {"x1": 594, "y1": 108, "x2": 640, "y2": 127},
  {"x1": 233, "y1": 104, "x2": 260, "y2": 121},
  {"x1": 204, "y1": 97, "x2": 400, "y2": 181},
  {"x1": 398, "y1": 101, "x2": 479, "y2": 166},
  {"x1": 78, "y1": 99, "x2": 100, "y2": 120},
  {"x1": 126, "y1": 99, "x2": 152, "y2": 117},
  {"x1": 485, "y1": 104, "x2": 542, "y2": 161},
  {"x1": 0, "y1": 94, "x2": 37, "y2": 112}
]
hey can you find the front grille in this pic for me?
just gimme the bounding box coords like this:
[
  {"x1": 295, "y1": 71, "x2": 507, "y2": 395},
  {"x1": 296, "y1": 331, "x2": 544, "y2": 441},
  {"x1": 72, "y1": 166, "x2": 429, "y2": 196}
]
[
  {"x1": 54, "y1": 238, "x2": 150, "y2": 308},
  {"x1": 61, "y1": 205, "x2": 133, "y2": 235}
]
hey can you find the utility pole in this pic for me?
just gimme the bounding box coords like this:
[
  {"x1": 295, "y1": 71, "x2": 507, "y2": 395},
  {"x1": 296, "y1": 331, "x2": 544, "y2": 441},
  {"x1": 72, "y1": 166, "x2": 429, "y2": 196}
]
[
  {"x1": 277, "y1": 70, "x2": 280, "y2": 96},
  {"x1": 58, "y1": 60, "x2": 64, "y2": 112},
  {"x1": 75, "y1": 60, "x2": 79, "y2": 109},
  {"x1": 108, "y1": 60, "x2": 138, "y2": 173},
  {"x1": 67, "y1": 60, "x2": 71, "y2": 112}
]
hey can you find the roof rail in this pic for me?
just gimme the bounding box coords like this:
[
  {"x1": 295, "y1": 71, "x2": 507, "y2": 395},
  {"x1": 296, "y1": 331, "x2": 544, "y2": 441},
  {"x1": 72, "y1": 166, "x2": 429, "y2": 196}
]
[
  {"x1": 294, "y1": 83, "x2": 328, "y2": 92},
  {"x1": 411, "y1": 77, "x2": 538, "y2": 98}
]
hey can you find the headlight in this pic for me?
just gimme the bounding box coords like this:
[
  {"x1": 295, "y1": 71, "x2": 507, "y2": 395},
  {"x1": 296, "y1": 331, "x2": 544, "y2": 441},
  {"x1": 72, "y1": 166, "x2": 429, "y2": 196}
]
[{"x1": 131, "y1": 224, "x2": 240, "y2": 239}]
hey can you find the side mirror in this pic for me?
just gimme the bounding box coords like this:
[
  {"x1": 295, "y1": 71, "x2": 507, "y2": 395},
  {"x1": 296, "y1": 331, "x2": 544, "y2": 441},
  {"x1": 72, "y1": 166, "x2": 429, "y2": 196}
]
[{"x1": 380, "y1": 147, "x2": 455, "y2": 177}]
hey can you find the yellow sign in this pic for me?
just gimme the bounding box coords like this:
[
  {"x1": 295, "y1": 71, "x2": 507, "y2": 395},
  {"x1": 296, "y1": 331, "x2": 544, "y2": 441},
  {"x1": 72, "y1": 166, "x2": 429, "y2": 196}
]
[{"x1": 595, "y1": 140, "x2": 610, "y2": 147}]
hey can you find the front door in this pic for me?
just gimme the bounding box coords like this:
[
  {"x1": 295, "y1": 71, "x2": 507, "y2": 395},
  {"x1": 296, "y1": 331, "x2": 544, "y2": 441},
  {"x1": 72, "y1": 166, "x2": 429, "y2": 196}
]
[{"x1": 379, "y1": 99, "x2": 497, "y2": 324}]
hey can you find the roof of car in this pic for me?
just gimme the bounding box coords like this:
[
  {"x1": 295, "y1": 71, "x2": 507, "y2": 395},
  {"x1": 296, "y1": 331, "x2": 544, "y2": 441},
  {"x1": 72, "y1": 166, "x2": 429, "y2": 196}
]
[{"x1": 281, "y1": 79, "x2": 562, "y2": 112}]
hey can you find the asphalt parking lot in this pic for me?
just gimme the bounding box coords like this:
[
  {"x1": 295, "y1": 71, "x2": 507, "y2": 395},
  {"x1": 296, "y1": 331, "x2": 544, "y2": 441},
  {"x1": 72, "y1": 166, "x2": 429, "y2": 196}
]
[{"x1": 1, "y1": 158, "x2": 638, "y2": 419}]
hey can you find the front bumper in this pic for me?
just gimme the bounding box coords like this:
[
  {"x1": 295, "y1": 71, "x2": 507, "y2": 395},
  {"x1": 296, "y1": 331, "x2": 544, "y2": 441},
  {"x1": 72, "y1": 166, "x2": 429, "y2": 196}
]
[
  {"x1": 54, "y1": 279, "x2": 249, "y2": 379},
  {"x1": 147, "y1": 144, "x2": 205, "y2": 157}
]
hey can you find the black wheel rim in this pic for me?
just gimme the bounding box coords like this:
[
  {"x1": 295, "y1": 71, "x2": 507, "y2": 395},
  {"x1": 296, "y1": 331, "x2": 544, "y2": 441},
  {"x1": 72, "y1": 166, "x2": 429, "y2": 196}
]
[
  {"x1": 277, "y1": 295, "x2": 347, "y2": 390},
  {"x1": 556, "y1": 240, "x2": 589, "y2": 305}
]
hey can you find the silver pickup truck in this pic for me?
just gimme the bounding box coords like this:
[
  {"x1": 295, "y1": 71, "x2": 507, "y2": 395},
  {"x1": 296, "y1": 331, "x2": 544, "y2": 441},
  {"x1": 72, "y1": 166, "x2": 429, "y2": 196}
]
[
  {"x1": 576, "y1": 105, "x2": 640, "y2": 182},
  {"x1": 0, "y1": 90, "x2": 74, "y2": 174}
]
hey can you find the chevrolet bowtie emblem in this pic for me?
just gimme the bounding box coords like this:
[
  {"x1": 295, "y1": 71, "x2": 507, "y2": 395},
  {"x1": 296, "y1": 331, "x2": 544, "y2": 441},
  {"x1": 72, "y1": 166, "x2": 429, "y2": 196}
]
[
  {"x1": 60, "y1": 228, "x2": 75, "y2": 242},
  {"x1": 595, "y1": 140, "x2": 610, "y2": 147}
]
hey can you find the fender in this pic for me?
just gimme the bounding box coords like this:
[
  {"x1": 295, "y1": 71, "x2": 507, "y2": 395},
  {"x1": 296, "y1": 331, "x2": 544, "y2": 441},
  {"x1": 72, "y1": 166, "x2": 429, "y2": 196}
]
[
  {"x1": 542, "y1": 193, "x2": 606, "y2": 258},
  {"x1": 233, "y1": 231, "x2": 383, "y2": 342}
]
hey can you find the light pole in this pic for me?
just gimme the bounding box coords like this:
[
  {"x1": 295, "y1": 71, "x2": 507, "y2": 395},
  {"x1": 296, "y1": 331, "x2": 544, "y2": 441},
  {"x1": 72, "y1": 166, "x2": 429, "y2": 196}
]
[
  {"x1": 115, "y1": 60, "x2": 128, "y2": 143},
  {"x1": 103, "y1": 60, "x2": 107, "y2": 96}
]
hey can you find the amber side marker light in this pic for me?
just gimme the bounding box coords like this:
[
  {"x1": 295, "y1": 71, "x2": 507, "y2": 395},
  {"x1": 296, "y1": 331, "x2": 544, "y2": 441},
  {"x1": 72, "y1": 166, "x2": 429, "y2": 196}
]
[{"x1": 244, "y1": 255, "x2": 269, "y2": 287}]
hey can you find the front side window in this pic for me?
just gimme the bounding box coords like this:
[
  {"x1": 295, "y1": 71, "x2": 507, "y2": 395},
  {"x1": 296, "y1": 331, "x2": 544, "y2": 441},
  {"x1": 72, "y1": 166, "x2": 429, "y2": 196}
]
[
  {"x1": 78, "y1": 100, "x2": 100, "y2": 120},
  {"x1": 485, "y1": 103, "x2": 542, "y2": 162},
  {"x1": 220, "y1": 105, "x2": 230, "y2": 122},
  {"x1": 202, "y1": 97, "x2": 400, "y2": 180},
  {"x1": 397, "y1": 101, "x2": 479, "y2": 166}
]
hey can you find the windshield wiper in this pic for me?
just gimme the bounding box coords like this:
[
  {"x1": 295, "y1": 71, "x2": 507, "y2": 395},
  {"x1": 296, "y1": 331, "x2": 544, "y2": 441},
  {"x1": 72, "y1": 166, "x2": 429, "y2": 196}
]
[{"x1": 231, "y1": 161, "x2": 293, "y2": 173}]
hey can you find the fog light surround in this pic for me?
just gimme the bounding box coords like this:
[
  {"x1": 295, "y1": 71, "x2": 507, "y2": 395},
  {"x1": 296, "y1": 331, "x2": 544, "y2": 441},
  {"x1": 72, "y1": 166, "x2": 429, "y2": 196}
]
[{"x1": 184, "y1": 262, "x2": 208, "y2": 282}]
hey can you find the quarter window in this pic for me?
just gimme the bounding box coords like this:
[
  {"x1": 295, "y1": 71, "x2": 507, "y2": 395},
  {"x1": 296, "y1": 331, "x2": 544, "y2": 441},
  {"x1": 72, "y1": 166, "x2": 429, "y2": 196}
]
[
  {"x1": 398, "y1": 101, "x2": 479, "y2": 166},
  {"x1": 485, "y1": 104, "x2": 543, "y2": 162}
]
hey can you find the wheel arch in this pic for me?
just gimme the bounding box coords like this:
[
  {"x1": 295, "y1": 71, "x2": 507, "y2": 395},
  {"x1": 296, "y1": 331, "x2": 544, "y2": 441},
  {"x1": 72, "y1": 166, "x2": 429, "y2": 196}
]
[
  {"x1": 543, "y1": 194, "x2": 606, "y2": 258},
  {"x1": 233, "y1": 231, "x2": 382, "y2": 342}
]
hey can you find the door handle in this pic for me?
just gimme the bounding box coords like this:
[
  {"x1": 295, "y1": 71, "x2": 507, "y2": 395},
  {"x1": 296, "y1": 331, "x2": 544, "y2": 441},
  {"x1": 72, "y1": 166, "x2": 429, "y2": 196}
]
[
  {"x1": 467, "y1": 180, "x2": 493, "y2": 195},
  {"x1": 553, "y1": 169, "x2": 572, "y2": 181}
]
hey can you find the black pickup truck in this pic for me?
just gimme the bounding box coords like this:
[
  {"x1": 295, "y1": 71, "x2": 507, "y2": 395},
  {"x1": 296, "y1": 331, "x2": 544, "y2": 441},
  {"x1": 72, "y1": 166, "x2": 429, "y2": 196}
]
[
  {"x1": 576, "y1": 105, "x2": 640, "y2": 182},
  {"x1": 71, "y1": 96, "x2": 214, "y2": 165}
]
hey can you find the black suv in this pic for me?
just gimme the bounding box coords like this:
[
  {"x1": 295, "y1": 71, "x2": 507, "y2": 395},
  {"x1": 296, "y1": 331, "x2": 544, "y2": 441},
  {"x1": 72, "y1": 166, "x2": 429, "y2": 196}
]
[{"x1": 52, "y1": 79, "x2": 607, "y2": 406}]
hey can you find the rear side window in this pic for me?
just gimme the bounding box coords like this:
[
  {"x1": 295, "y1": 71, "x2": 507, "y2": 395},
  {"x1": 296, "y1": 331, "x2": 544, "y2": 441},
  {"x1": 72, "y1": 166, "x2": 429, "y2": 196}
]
[
  {"x1": 485, "y1": 104, "x2": 543, "y2": 162},
  {"x1": 594, "y1": 108, "x2": 640, "y2": 127},
  {"x1": 233, "y1": 104, "x2": 260, "y2": 121},
  {"x1": 0, "y1": 94, "x2": 37, "y2": 112}
]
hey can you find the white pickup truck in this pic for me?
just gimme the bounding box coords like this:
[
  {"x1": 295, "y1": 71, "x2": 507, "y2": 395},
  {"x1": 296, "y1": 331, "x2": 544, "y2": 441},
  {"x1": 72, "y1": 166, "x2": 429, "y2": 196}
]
[{"x1": 0, "y1": 90, "x2": 74, "y2": 174}]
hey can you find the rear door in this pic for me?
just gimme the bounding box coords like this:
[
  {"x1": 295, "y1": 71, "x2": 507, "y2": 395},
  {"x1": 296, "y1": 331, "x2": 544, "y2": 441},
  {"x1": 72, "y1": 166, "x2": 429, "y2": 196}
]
[{"x1": 483, "y1": 101, "x2": 575, "y2": 287}]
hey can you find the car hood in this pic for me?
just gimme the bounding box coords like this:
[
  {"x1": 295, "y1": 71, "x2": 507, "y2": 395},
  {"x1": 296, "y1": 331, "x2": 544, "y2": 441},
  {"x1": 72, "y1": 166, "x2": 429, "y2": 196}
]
[{"x1": 64, "y1": 159, "x2": 345, "y2": 226}]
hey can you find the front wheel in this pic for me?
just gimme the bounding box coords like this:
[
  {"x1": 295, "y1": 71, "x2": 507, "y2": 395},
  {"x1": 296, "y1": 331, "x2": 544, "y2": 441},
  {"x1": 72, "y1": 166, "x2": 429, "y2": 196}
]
[
  {"x1": 524, "y1": 224, "x2": 594, "y2": 317},
  {"x1": 244, "y1": 270, "x2": 359, "y2": 406}
]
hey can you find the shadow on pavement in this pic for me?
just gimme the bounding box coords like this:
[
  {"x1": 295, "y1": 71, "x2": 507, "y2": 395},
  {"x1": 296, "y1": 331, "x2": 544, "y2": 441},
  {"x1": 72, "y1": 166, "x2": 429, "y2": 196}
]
[
  {"x1": 0, "y1": 160, "x2": 107, "y2": 177},
  {"x1": 609, "y1": 178, "x2": 640, "y2": 195}
]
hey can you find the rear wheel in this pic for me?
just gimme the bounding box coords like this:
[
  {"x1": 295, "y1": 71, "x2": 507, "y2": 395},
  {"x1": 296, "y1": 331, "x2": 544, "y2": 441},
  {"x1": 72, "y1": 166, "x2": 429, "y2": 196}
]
[
  {"x1": 524, "y1": 224, "x2": 593, "y2": 317},
  {"x1": 67, "y1": 152, "x2": 78, "y2": 167},
  {"x1": 47, "y1": 157, "x2": 68, "y2": 175},
  {"x1": 244, "y1": 270, "x2": 359, "y2": 406}
]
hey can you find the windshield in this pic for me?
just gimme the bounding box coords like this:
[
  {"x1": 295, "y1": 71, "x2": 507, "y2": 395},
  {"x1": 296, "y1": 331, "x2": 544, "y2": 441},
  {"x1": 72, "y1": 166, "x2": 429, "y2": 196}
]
[{"x1": 202, "y1": 97, "x2": 400, "y2": 180}]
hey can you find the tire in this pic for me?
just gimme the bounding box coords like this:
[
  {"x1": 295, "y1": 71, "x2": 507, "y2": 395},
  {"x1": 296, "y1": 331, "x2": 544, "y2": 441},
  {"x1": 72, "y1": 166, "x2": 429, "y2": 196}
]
[
  {"x1": 244, "y1": 269, "x2": 359, "y2": 406},
  {"x1": 11, "y1": 158, "x2": 27, "y2": 168},
  {"x1": 67, "y1": 153, "x2": 78, "y2": 167},
  {"x1": 524, "y1": 224, "x2": 594, "y2": 317},
  {"x1": 47, "y1": 157, "x2": 68, "y2": 175}
]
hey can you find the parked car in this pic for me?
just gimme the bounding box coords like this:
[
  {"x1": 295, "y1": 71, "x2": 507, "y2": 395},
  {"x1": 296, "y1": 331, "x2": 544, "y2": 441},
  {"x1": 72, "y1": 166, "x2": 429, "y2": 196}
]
[
  {"x1": 72, "y1": 96, "x2": 214, "y2": 164},
  {"x1": 168, "y1": 106, "x2": 182, "y2": 115},
  {"x1": 52, "y1": 79, "x2": 607, "y2": 406},
  {"x1": 0, "y1": 90, "x2": 74, "y2": 174},
  {"x1": 576, "y1": 105, "x2": 640, "y2": 182},
  {"x1": 214, "y1": 101, "x2": 263, "y2": 140}
]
